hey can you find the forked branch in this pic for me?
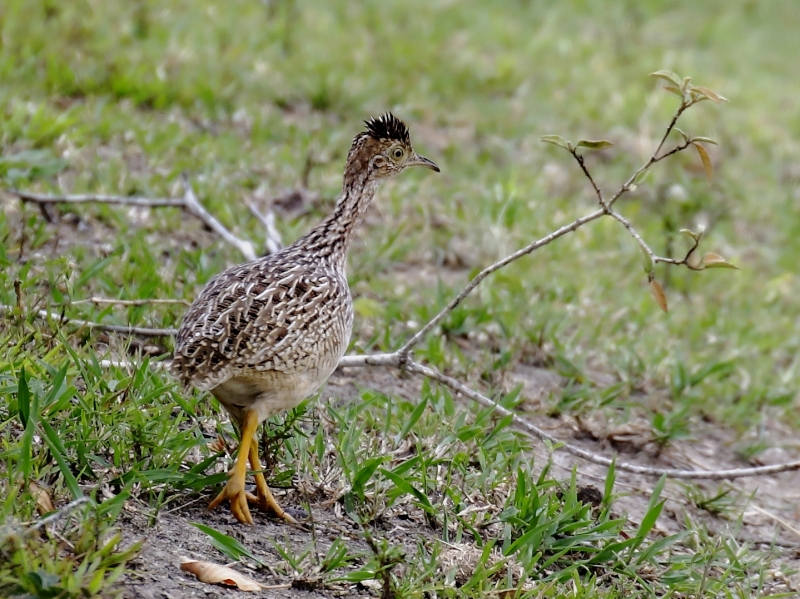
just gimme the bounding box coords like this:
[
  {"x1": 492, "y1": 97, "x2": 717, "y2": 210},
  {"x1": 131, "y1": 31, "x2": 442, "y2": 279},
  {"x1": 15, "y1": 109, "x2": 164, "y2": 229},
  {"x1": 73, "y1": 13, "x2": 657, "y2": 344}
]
[
  {"x1": 401, "y1": 76, "x2": 728, "y2": 353},
  {"x1": 6, "y1": 175, "x2": 265, "y2": 261}
]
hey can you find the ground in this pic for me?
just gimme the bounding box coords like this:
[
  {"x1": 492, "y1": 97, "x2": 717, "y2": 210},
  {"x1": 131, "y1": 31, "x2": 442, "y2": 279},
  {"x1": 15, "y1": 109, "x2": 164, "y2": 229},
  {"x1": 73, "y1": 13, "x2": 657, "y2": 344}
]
[{"x1": 2, "y1": 0, "x2": 800, "y2": 597}]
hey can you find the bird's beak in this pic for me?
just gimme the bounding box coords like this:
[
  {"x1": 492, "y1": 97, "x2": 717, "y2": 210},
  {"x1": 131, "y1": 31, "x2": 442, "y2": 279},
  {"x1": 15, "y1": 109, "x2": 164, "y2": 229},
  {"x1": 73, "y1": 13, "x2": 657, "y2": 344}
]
[{"x1": 407, "y1": 154, "x2": 440, "y2": 172}]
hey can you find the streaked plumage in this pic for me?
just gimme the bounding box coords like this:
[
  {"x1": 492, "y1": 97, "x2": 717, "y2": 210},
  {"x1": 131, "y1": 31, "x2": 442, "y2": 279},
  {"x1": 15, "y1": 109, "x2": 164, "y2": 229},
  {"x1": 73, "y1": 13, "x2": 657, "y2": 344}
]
[{"x1": 171, "y1": 114, "x2": 439, "y2": 524}]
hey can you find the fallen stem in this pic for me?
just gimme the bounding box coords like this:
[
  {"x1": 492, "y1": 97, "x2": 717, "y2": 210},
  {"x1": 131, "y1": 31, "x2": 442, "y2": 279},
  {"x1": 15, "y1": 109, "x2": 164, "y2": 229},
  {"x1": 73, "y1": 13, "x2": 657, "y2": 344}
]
[
  {"x1": 180, "y1": 174, "x2": 257, "y2": 261},
  {"x1": 70, "y1": 297, "x2": 191, "y2": 307},
  {"x1": 6, "y1": 177, "x2": 260, "y2": 262},
  {"x1": 400, "y1": 100, "x2": 694, "y2": 356},
  {"x1": 8, "y1": 189, "x2": 185, "y2": 207},
  {"x1": 340, "y1": 353, "x2": 800, "y2": 480},
  {"x1": 31, "y1": 497, "x2": 93, "y2": 530},
  {"x1": 0, "y1": 305, "x2": 176, "y2": 337},
  {"x1": 22, "y1": 341, "x2": 798, "y2": 480}
]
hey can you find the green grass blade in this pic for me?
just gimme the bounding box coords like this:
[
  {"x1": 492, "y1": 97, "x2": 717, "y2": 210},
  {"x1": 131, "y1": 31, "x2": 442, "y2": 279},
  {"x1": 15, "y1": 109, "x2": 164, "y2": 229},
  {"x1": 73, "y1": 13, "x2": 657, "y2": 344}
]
[
  {"x1": 396, "y1": 396, "x2": 427, "y2": 442},
  {"x1": 190, "y1": 522, "x2": 264, "y2": 566},
  {"x1": 381, "y1": 467, "x2": 434, "y2": 512},
  {"x1": 40, "y1": 418, "x2": 83, "y2": 499}
]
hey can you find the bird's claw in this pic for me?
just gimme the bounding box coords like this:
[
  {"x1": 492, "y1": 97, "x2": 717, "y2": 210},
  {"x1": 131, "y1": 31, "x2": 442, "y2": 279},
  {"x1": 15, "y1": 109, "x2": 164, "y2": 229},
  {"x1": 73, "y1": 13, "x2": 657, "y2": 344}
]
[
  {"x1": 250, "y1": 478, "x2": 298, "y2": 524},
  {"x1": 208, "y1": 476, "x2": 254, "y2": 525}
]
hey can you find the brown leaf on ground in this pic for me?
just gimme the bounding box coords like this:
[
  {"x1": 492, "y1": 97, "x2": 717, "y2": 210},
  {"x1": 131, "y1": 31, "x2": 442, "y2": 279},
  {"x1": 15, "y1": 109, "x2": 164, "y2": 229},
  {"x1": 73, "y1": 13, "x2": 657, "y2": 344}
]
[
  {"x1": 179, "y1": 558, "x2": 263, "y2": 592},
  {"x1": 208, "y1": 435, "x2": 228, "y2": 454},
  {"x1": 29, "y1": 482, "x2": 55, "y2": 515}
]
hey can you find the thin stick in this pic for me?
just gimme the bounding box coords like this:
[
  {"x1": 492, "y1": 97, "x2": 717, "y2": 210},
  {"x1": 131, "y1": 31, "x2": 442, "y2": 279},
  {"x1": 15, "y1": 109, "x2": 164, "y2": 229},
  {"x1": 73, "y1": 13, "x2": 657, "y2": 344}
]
[
  {"x1": 399, "y1": 100, "x2": 696, "y2": 356},
  {"x1": 70, "y1": 297, "x2": 191, "y2": 307},
  {"x1": 8, "y1": 189, "x2": 185, "y2": 207},
  {"x1": 180, "y1": 174, "x2": 257, "y2": 261},
  {"x1": 7, "y1": 177, "x2": 259, "y2": 263},
  {"x1": 31, "y1": 497, "x2": 93, "y2": 530},
  {"x1": 337, "y1": 353, "x2": 800, "y2": 480},
  {"x1": 406, "y1": 360, "x2": 800, "y2": 479},
  {"x1": 0, "y1": 305, "x2": 176, "y2": 337},
  {"x1": 246, "y1": 200, "x2": 284, "y2": 255}
]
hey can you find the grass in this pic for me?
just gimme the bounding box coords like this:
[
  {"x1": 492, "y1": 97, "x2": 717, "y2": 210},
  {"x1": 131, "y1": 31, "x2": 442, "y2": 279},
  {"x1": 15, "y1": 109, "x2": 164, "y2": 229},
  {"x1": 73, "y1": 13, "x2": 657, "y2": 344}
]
[{"x1": 2, "y1": 0, "x2": 800, "y2": 596}]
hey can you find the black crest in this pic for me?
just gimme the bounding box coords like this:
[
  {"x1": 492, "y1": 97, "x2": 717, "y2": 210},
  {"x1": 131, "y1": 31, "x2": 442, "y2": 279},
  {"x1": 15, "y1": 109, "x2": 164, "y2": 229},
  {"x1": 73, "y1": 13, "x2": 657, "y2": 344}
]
[{"x1": 363, "y1": 113, "x2": 410, "y2": 144}]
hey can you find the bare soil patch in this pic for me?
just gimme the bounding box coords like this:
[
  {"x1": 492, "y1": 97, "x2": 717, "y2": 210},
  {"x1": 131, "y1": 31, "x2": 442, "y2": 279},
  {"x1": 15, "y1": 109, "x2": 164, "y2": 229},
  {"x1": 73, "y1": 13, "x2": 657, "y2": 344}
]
[{"x1": 117, "y1": 366, "x2": 800, "y2": 597}]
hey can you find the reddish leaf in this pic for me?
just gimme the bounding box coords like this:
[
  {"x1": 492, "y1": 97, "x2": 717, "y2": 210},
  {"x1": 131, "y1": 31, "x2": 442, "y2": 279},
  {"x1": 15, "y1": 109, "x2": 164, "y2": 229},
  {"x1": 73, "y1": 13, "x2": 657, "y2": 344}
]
[
  {"x1": 692, "y1": 142, "x2": 713, "y2": 182},
  {"x1": 650, "y1": 280, "x2": 668, "y2": 313}
]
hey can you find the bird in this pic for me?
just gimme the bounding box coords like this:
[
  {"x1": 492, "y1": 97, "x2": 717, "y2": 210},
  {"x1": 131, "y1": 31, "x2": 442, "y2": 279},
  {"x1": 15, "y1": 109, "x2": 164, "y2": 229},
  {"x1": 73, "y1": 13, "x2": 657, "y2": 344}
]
[{"x1": 171, "y1": 114, "x2": 439, "y2": 525}]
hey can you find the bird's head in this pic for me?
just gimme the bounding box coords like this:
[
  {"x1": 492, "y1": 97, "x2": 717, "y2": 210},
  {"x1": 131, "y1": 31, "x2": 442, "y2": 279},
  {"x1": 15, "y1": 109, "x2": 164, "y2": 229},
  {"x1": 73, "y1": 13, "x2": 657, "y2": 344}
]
[{"x1": 344, "y1": 113, "x2": 439, "y2": 185}]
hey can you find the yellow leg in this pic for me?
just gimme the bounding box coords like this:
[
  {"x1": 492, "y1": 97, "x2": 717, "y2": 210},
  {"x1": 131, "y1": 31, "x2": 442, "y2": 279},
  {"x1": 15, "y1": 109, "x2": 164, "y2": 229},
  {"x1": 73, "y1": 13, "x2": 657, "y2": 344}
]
[
  {"x1": 247, "y1": 441, "x2": 297, "y2": 524},
  {"x1": 208, "y1": 410, "x2": 259, "y2": 525}
]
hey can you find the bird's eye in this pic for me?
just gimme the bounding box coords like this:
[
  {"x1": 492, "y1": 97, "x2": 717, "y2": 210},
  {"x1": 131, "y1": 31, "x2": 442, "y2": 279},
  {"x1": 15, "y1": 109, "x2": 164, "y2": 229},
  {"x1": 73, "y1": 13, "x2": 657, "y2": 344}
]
[{"x1": 392, "y1": 147, "x2": 405, "y2": 160}]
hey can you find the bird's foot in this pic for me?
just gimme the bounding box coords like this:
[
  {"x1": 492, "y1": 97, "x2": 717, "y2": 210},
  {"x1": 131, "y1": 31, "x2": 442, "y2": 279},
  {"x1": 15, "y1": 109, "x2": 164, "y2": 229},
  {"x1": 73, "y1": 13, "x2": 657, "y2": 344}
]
[
  {"x1": 208, "y1": 474, "x2": 254, "y2": 525},
  {"x1": 249, "y1": 474, "x2": 298, "y2": 524}
]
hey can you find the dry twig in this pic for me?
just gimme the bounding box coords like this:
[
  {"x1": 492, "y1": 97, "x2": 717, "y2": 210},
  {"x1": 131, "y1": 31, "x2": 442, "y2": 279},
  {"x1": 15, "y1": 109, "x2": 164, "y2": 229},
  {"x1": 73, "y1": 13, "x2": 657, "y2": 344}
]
[
  {"x1": 179, "y1": 174, "x2": 257, "y2": 261},
  {"x1": 70, "y1": 297, "x2": 191, "y2": 307},
  {"x1": 9, "y1": 189, "x2": 185, "y2": 208},
  {"x1": 337, "y1": 354, "x2": 800, "y2": 480},
  {"x1": 6, "y1": 176, "x2": 261, "y2": 261},
  {"x1": 0, "y1": 305, "x2": 176, "y2": 337},
  {"x1": 246, "y1": 200, "x2": 283, "y2": 255}
]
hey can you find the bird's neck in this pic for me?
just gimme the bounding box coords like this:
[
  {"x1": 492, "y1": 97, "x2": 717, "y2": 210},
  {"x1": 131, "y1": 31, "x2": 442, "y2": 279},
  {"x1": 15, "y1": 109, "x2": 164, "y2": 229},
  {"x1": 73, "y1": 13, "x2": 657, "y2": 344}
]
[{"x1": 296, "y1": 173, "x2": 381, "y2": 269}]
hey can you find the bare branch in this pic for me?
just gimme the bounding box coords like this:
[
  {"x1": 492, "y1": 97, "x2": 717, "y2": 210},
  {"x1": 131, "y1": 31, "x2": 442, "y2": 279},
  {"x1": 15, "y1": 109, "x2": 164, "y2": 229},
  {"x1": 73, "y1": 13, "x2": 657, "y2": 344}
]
[
  {"x1": 400, "y1": 100, "x2": 702, "y2": 356},
  {"x1": 7, "y1": 178, "x2": 259, "y2": 262},
  {"x1": 338, "y1": 352, "x2": 800, "y2": 480},
  {"x1": 0, "y1": 305, "x2": 177, "y2": 337},
  {"x1": 397, "y1": 208, "x2": 607, "y2": 354},
  {"x1": 70, "y1": 297, "x2": 191, "y2": 307},
  {"x1": 246, "y1": 200, "x2": 284, "y2": 255},
  {"x1": 180, "y1": 174, "x2": 257, "y2": 261},
  {"x1": 7, "y1": 189, "x2": 185, "y2": 207},
  {"x1": 570, "y1": 150, "x2": 608, "y2": 211}
]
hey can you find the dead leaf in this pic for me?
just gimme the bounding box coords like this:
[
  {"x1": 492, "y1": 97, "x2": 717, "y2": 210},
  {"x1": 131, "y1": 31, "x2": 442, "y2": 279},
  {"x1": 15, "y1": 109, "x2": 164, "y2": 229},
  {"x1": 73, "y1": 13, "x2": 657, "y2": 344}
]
[
  {"x1": 180, "y1": 558, "x2": 264, "y2": 592},
  {"x1": 29, "y1": 482, "x2": 55, "y2": 515},
  {"x1": 650, "y1": 280, "x2": 669, "y2": 313},
  {"x1": 701, "y1": 252, "x2": 739, "y2": 269},
  {"x1": 693, "y1": 142, "x2": 713, "y2": 182},
  {"x1": 208, "y1": 435, "x2": 227, "y2": 454}
]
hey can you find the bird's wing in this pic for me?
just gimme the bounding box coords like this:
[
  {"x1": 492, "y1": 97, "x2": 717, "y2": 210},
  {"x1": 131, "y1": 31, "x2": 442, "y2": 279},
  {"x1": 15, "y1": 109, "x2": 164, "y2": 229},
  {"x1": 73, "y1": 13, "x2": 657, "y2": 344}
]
[{"x1": 171, "y1": 257, "x2": 349, "y2": 391}]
